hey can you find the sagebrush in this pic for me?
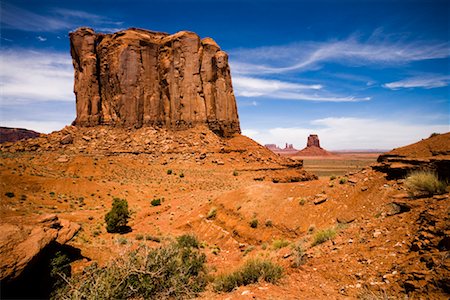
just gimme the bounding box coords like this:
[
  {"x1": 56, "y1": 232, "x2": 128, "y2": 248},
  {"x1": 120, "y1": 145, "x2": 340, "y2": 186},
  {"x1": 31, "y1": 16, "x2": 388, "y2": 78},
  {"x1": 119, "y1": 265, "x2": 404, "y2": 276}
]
[
  {"x1": 214, "y1": 258, "x2": 283, "y2": 292},
  {"x1": 53, "y1": 235, "x2": 207, "y2": 299},
  {"x1": 405, "y1": 171, "x2": 447, "y2": 197}
]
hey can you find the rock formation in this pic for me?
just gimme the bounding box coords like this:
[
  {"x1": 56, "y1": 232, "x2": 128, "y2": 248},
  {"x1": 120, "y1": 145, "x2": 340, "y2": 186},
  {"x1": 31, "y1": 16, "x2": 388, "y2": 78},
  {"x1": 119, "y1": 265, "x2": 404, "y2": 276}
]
[
  {"x1": 69, "y1": 27, "x2": 240, "y2": 137},
  {"x1": 295, "y1": 134, "x2": 332, "y2": 156},
  {"x1": 265, "y1": 143, "x2": 298, "y2": 155},
  {"x1": 0, "y1": 127, "x2": 40, "y2": 144},
  {"x1": 0, "y1": 214, "x2": 80, "y2": 282},
  {"x1": 307, "y1": 134, "x2": 320, "y2": 148},
  {"x1": 374, "y1": 132, "x2": 450, "y2": 179}
]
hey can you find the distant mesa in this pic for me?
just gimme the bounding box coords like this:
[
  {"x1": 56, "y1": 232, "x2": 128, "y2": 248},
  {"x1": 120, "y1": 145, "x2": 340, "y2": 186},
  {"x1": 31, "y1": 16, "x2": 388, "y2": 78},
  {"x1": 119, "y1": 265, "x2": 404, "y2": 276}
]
[
  {"x1": 0, "y1": 127, "x2": 41, "y2": 144},
  {"x1": 265, "y1": 143, "x2": 298, "y2": 155},
  {"x1": 70, "y1": 27, "x2": 240, "y2": 137},
  {"x1": 295, "y1": 134, "x2": 332, "y2": 156}
]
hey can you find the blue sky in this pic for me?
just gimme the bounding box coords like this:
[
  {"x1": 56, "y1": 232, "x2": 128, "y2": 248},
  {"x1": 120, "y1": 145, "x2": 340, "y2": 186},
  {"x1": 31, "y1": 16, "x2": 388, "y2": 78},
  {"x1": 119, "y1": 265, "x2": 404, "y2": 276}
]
[{"x1": 1, "y1": 0, "x2": 449, "y2": 150}]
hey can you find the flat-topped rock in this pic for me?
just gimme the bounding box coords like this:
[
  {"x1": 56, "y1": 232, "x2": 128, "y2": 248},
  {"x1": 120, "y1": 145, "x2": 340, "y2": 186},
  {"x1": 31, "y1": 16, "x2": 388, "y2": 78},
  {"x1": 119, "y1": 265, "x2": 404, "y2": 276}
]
[{"x1": 70, "y1": 27, "x2": 240, "y2": 137}]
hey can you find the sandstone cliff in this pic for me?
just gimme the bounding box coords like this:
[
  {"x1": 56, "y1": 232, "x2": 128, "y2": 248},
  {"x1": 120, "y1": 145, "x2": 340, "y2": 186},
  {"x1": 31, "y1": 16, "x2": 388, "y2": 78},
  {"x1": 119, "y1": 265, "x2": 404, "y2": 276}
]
[{"x1": 69, "y1": 27, "x2": 240, "y2": 137}]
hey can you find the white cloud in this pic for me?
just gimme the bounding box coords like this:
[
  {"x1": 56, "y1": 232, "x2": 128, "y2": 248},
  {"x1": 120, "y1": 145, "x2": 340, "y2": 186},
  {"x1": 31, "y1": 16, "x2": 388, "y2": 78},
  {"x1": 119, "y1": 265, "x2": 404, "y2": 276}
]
[
  {"x1": 244, "y1": 117, "x2": 449, "y2": 150},
  {"x1": 0, "y1": 120, "x2": 67, "y2": 134},
  {"x1": 230, "y1": 36, "x2": 450, "y2": 75},
  {"x1": 0, "y1": 49, "x2": 74, "y2": 103},
  {"x1": 1, "y1": 3, "x2": 123, "y2": 32},
  {"x1": 384, "y1": 75, "x2": 450, "y2": 90},
  {"x1": 36, "y1": 36, "x2": 47, "y2": 42},
  {"x1": 233, "y1": 76, "x2": 369, "y2": 102}
]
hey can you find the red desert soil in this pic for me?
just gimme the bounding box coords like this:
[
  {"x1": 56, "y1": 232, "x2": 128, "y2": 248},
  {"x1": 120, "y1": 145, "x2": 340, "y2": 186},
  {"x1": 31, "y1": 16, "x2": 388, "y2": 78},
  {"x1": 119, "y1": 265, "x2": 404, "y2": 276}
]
[{"x1": 1, "y1": 127, "x2": 449, "y2": 299}]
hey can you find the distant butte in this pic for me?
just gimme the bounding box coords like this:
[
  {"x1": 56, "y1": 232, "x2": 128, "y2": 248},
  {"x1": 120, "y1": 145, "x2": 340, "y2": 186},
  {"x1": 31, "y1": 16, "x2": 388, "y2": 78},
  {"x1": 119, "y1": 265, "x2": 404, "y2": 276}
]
[
  {"x1": 295, "y1": 134, "x2": 332, "y2": 156},
  {"x1": 264, "y1": 143, "x2": 298, "y2": 155}
]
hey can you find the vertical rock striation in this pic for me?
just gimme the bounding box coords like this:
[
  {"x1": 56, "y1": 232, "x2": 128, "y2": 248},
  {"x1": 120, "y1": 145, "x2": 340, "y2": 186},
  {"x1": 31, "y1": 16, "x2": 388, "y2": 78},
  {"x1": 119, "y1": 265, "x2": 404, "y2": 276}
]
[{"x1": 69, "y1": 27, "x2": 240, "y2": 137}]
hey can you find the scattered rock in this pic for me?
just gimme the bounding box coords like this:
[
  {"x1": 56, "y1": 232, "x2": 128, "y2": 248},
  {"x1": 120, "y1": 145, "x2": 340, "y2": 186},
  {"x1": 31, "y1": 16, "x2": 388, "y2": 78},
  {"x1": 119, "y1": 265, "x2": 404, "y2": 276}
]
[
  {"x1": 337, "y1": 216, "x2": 356, "y2": 224},
  {"x1": 386, "y1": 202, "x2": 411, "y2": 216},
  {"x1": 60, "y1": 134, "x2": 73, "y2": 145},
  {"x1": 314, "y1": 194, "x2": 328, "y2": 205},
  {"x1": 361, "y1": 186, "x2": 368, "y2": 191},
  {"x1": 56, "y1": 155, "x2": 69, "y2": 163}
]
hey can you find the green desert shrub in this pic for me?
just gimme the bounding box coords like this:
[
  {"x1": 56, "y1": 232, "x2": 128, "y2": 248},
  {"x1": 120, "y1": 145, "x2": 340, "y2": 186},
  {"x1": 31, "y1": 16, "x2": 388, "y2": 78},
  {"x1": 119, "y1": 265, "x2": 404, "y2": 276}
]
[
  {"x1": 176, "y1": 234, "x2": 199, "y2": 249},
  {"x1": 249, "y1": 218, "x2": 258, "y2": 228},
  {"x1": 151, "y1": 198, "x2": 162, "y2": 206},
  {"x1": 105, "y1": 198, "x2": 130, "y2": 233},
  {"x1": 272, "y1": 239, "x2": 290, "y2": 250},
  {"x1": 405, "y1": 171, "x2": 447, "y2": 197},
  {"x1": 339, "y1": 178, "x2": 347, "y2": 184},
  {"x1": 52, "y1": 239, "x2": 207, "y2": 300},
  {"x1": 291, "y1": 242, "x2": 306, "y2": 267},
  {"x1": 5, "y1": 192, "x2": 15, "y2": 198},
  {"x1": 214, "y1": 258, "x2": 283, "y2": 292},
  {"x1": 311, "y1": 228, "x2": 336, "y2": 246}
]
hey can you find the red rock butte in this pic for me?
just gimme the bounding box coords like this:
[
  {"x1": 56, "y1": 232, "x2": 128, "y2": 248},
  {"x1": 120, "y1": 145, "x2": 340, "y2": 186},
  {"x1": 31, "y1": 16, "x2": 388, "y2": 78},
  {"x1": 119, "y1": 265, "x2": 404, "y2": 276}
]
[
  {"x1": 69, "y1": 27, "x2": 240, "y2": 137},
  {"x1": 295, "y1": 134, "x2": 332, "y2": 156}
]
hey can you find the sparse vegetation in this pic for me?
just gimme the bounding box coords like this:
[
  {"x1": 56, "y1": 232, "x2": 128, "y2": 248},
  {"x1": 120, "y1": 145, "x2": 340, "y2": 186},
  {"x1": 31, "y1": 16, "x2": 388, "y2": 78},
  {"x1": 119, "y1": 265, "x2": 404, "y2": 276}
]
[
  {"x1": 291, "y1": 242, "x2": 306, "y2": 267},
  {"x1": 405, "y1": 171, "x2": 447, "y2": 197},
  {"x1": 272, "y1": 239, "x2": 290, "y2": 250},
  {"x1": 166, "y1": 169, "x2": 173, "y2": 175},
  {"x1": 206, "y1": 207, "x2": 217, "y2": 220},
  {"x1": 176, "y1": 234, "x2": 199, "y2": 249},
  {"x1": 135, "y1": 234, "x2": 144, "y2": 240},
  {"x1": 298, "y1": 198, "x2": 306, "y2": 205},
  {"x1": 330, "y1": 175, "x2": 336, "y2": 180},
  {"x1": 117, "y1": 237, "x2": 128, "y2": 245},
  {"x1": 339, "y1": 177, "x2": 347, "y2": 184},
  {"x1": 429, "y1": 132, "x2": 440, "y2": 138},
  {"x1": 265, "y1": 219, "x2": 273, "y2": 227},
  {"x1": 179, "y1": 173, "x2": 184, "y2": 178},
  {"x1": 249, "y1": 218, "x2": 258, "y2": 228},
  {"x1": 5, "y1": 192, "x2": 15, "y2": 198},
  {"x1": 151, "y1": 198, "x2": 162, "y2": 206},
  {"x1": 105, "y1": 198, "x2": 130, "y2": 233},
  {"x1": 214, "y1": 258, "x2": 283, "y2": 292},
  {"x1": 311, "y1": 228, "x2": 337, "y2": 246},
  {"x1": 53, "y1": 238, "x2": 207, "y2": 299},
  {"x1": 145, "y1": 235, "x2": 161, "y2": 243},
  {"x1": 233, "y1": 170, "x2": 239, "y2": 176}
]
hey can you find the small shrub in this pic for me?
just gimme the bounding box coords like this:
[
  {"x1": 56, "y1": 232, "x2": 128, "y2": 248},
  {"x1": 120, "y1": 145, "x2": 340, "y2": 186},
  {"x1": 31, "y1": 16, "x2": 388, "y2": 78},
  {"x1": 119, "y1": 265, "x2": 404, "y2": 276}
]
[
  {"x1": 429, "y1": 132, "x2": 440, "y2": 138},
  {"x1": 166, "y1": 169, "x2": 172, "y2": 175},
  {"x1": 50, "y1": 251, "x2": 71, "y2": 291},
  {"x1": 206, "y1": 207, "x2": 217, "y2": 220},
  {"x1": 135, "y1": 234, "x2": 144, "y2": 241},
  {"x1": 5, "y1": 192, "x2": 15, "y2": 198},
  {"x1": 339, "y1": 178, "x2": 347, "y2": 184},
  {"x1": 176, "y1": 234, "x2": 199, "y2": 249},
  {"x1": 243, "y1": 246, "x2": 255, "y2": 256},
  {"x1": 233, "y1": 170, "x2": 239, "y2": 176},
  {"x1": 330, "y1": 175, "x2": 336, "y2": 180},
  {"x1": 20, "y1": 194, "x2": 27, "y2": 201},
  {"x1": 249, "y1": 218, "x2": 258, "y2": 228},
  {"x1": 308, "y1": 224, "x2": 316, "y2": 234},
  {"x1": 151, "y1": 198, "x2": 161, "y2": 206},
  {"x1": 291, "y1": 242, "x2": 306, "y2": 267},
  {"x1": 105, "y1": 198, "x2": 130, "y2": 233},
  {"x1": 405, "y1": 171, "x2": 447, "y2": 197},
  {"x1": 53, "y1": 242, "x2": 207, "y2": 299},
  {"x1": 298, "y1": 198, "x2": 306, "y2": 206},
  {"x1": 145, "y1": 235, "x2": 161, "y2": 243},
  {"x1": 49, "y1": 191, "x2": 55, "y2": 197},
  {"x1": 272, "y1": 239, "x2": 290, "y2": 250},
  {"x1": 117, "y1": 237, "x2": 128, "y2": 245},
  {"x1": 214, "y1": 258, "x2": 283, "y2": 292},
  {"x1": 311, "y1": 228, "x2": 336, "y2": 246},
  {"x1": 265, "y1": 219, "x2": 273, "y2": 227},
  {"x1": 179, "y1": 173, "x2": 184, "y2": 178}
]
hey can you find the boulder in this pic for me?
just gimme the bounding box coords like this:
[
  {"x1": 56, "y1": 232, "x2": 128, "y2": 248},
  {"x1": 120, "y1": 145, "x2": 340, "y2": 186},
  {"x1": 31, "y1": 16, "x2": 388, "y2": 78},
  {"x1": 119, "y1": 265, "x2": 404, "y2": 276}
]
[{"x1": 0, "y1": 215, "x2": 80, "y2": 282}]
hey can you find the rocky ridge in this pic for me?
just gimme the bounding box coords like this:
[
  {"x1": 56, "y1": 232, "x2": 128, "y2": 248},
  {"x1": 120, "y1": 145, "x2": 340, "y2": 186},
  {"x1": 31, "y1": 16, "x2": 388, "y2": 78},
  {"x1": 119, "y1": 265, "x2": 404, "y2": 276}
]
[
  {"x1": 70, "y1": 27, "x2": 240, "y2": 137},
  {"x1": 374, "y1": 132, "x2": 450, "y2": 179}
]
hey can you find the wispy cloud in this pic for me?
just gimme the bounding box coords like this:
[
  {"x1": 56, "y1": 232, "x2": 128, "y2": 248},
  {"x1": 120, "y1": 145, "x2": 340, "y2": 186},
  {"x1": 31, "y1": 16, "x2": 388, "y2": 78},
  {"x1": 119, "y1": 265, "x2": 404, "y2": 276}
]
[
  {"x1": 1, "y1": 3, "x2": 124, "y2": 32},
  {"x1": 230, "y1": 36, "x2": 450, "y2": 75},
  {"x1": 0, "y1": 49, "x2": 74, "y2": 103},
  {"x1": 233, "y1": 76, "x2": 370, "y2": 102},
  {"x1": 36, "y1": 36, "x2": 47, "y2": 42},
  {"x1": 243, "y1": 117, "x2": 449, "y2": 150},
  {"x1": 383, "y1": 74, "x2": 450, "y2": 90}
]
